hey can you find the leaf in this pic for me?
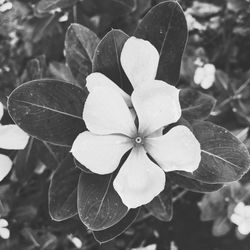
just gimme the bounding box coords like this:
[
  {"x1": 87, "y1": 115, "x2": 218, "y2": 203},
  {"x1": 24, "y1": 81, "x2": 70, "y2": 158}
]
[
  {"x1": 49, "y1": 62, "x2": 78, "y2": 86},
  {"x1": 65, "y1": 24, "x2": 100, "y2": 86},
  {"x1": 7, "y1": 79, "x2": 87, "y2": 147},
  {"x1": 36, "y1": 140, "x2": 69, "y2": 170},
  {"x1": 93, "y1": 208, "x2": 140, "y2": 243},
  {"x1": 92, "y1": 29, "x2": 133, "y2": 95},
  {"x1": 95, "y1": 0, "x2": 136, "y2": 16},
  {"x1": 134, "y1": 1, "x2": 188, "y2": 86},
  {"x1": 180, "y1": 88, "x2": 216, "y2": 123},
  {"x1": 145, "y1": 178, "x2": 172, "y2": 221},
  {"x1": 212, "y1": 216, "x2": 232, "y2": 237},
  {"x1": 49, "y1": 154, "x2": 79, "y2": 221},
  {"x1": 198, "y1": 190, "x2": 226, "y2": 221},
  {"x1": 26, "y1": 55, "x2": 47, "y2": 81},
  {"x1": 77, "y1": 171, "x2": 128, "y2": 231},
  {"x1": 36, "y1": 0, "x2": 78, "y2": 13},
  {"x1": 13, "y1": 138, "x2": 37, "y2": 182},
  {"x1": 169, "y1": 173, "x2": 223, "y2": 193},
  {"x1": 178, "y1": 122, "x2": 250, "y2": 184}
]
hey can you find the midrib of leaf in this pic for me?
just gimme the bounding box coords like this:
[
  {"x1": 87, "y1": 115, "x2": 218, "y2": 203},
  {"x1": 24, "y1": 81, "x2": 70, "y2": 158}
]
[
  {"x1": 201, "y1": 149, "x2": 241, "y2": 169},
  {"x1": 92, "y1": 174, "x2": 113, "y2": 226},
  {"x1": 112, "y1": 31, "x2": 124, "y2": 89},
  {"x1": 11, "y1": 98, "x2": 83, "y2": 121},
  {"x1": 158, "y1": 3, "x2": 176, "y2": 59}
]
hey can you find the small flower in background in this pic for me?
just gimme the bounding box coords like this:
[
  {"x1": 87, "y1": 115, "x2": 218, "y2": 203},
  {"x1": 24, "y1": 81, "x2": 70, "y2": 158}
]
[
  {"x1": 0, "y1": 218, "x2": 10, "y2": 239},
  {"x1": 132, "y1": 244, "x2": 156, "y2": 250},
  {"x1": 194, "y1": 63, "x2": 216, "y2": 89},
  {"x1": 0, "y1": 102, "x2": 29, "y2": 182},
  {"x1": 71, "y1": 37, "x2": 201, "y2": 209},
  {"x1": 231, "y1": 202, "x2": 250, "y2": 235},
  {"x1": 67, "y1": 235, "x2": 82, "y2": 249}
]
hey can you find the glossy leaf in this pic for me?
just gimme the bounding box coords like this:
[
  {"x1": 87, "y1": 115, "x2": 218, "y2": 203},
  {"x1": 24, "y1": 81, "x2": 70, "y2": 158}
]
[
  {"x1": 180, "y1": 88, "x2": 216, "y2": 123},
  {"x1": 13, "y1": 138, "x2": 37, "y2": 182},
  {"x1": 65, "y1": 24, "x2": 100, "y2": 86},
  {"x1": 49, "y1": 154, "x2": 79, "y2": 221},
  {"x1": 93, "y1": 208, "x2": 140, "y2": 243},
  {"x1": 36, "y1": 0, "x2": 78, "y2": 13},
  {"x1": 92, "y1": 29, "x2": 133, "y2": 95},
  {"x1": 145, "y1": 178, "x2": 173, "y2": 221},
  {"x1": 134, "y1": 1, "x2": 188, "y2": 86},
  {"x1": 77, "y1": 172, "x2": 128, "y2": 231},
  {"x1": 178, "y1": 122, "x2": 250, "y2": 183},
  {"x1": 169, "y1": 173, "x2": 223, "y2": 193},
  {"x1": 7, "y1": 79, "x2": 87, "y2": 147}
]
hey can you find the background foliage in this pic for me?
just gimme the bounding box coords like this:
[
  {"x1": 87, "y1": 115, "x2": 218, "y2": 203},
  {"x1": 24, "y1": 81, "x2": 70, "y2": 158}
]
[{"x1": 1, "y1": 0, "x2": 250, "y2": 249}]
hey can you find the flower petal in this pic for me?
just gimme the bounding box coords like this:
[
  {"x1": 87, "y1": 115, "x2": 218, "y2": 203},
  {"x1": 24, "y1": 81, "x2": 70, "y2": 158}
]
[
  {"x1": 0, "y1": 219, "x2": 8, "y2": 228},
  {"x1": 120, "y1": 37, "x2": 159, "y2": 89},
  {"x1": 0, "y1": 102, "x2": 4, "y2": 120},
  {"x1": 86, "y1": 72, "x2": 132, "y2": 107},
  {"x1": 0, "y1": 154, "x2": 12, "y2": 181},
  {"x1": 113, "y1": 147, "x2": 165, "y2": 208},
  {"x1": 0, "y1": 227, "x2": 10, "y2": 239},
  {"x1": 0, "y1": 125, "x2": 29, "y2": 150},
  {"x1": 71, "y1": 131, "x2": 132, "y2": 175},
  {"x1": 83, "y1": 87, "x2": 136, "y2": 136},
  {"x1": 145, "y1": 125, "x2": 201, "y2": 172},
  {"x1": 131, "y1": 80, "x2": 181, "y2": 135}
]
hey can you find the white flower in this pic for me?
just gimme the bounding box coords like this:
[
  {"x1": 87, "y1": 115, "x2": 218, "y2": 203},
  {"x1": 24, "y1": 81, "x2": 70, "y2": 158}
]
[
  {"x1": 71, "y1": 37, "x2": 201, "y2": 209},
  {"x1": 0, "y1": 218, "x2": 10, "y2": 239},
  {"x1": 0, "y1": 102, "x2": 29, "y2": 181},
  {"x1": 231, "y1": 202, "x2": 250, "y2": 235},
  {"x1": 132, "y1": 244, "x2": 157, "y2": 250},
  {"x1": 194, "y1": 63, "x2": 216, "y2": 89}
]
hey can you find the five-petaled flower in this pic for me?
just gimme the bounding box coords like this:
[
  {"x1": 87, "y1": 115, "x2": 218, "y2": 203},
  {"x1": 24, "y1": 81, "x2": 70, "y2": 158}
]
[
  {"x1": 0, "y1": 102, "x2": 29, "y2": 182},
  {"x1": 231, "y1": 202, "x2": 250, "y2": 235},
  {"x1": 71, "y1": 37, "x2": 201, "y2": 208}
]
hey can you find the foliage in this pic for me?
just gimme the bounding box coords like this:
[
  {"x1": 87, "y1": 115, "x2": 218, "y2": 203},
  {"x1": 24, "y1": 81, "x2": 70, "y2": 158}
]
[{"x1": 1, "y1": 0, "x2": 250, "y2": 249}]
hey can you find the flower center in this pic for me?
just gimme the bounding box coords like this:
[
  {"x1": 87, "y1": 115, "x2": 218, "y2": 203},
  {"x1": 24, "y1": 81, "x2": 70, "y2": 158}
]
[{"x1": 134, "y1": 136, "x2": 143, "y2": 145}]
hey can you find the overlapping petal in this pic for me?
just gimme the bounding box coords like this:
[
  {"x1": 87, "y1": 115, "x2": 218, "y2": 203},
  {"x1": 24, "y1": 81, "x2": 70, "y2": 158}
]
[
  {"x1": 71, "y1": 131, "x2": 132, "y2": 175},
  {"x1": 0, "y1": 125, "x2": 29, "y2": 150},
  {"x1": 83, "y1": 87, "x2": 136, "y2": 136},
  {"x1": 131, "y1": 80, "x2": 181, "y2": 135},
  {"x1": 86, "y1": 72, "x2": 132, "y2": 107},
  {"x1": 145, "y1": 125, "x2": 201, "y2": 173},
  {"x1": 0, "y1": 154, "x2": 12, "y2": 181},
  {"x1": 0, "y1": 102, "x2": 4, "y2": 120},
  {"x1": 120, "y1": 37, "x2": 159, "y2": 89},
  {"x1": 113, "y1": 147, "x2": 165, "y2": 208}
]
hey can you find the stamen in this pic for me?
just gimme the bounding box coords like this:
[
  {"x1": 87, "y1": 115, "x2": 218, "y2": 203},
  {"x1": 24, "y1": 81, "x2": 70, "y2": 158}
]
[{"x1": 135, "y1": 136, "x2": 142, "y2": 144}]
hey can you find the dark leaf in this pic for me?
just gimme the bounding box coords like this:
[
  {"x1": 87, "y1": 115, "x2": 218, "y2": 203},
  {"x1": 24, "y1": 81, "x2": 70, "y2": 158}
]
[
  {"x1": 92, "y1": 29, "x2": 133, "y2": 95},
  {"x1": 93, "y1": 208, "x2": 140, "y2": 243},
  {"x1": 212, "y1": 216, "x2": 232, "y2": 237},
  {"x1": 180, "y1": 88, "x2": 216, "y2": 123},
  {"x1": 36, "y1": 0, "x2": 78, "y2": 13},
  {"x1": 77, "y1": 172, "x2": 128, "y2": 231},
  {"x1": 49, "y1": 62, "x2": 78, "y2": 86},
  {"x1": 49, "y1": 154, "x2": 79, "y2": 221},
  {"x1": 65, "y1": 24, "x2": 100, "y2": 86},
  {"x1": 169, "y1": 172, "x2": 223, "y2": 193},
  {"x1": 178, "y1": 122, "x2": 250, "y2": 183},
  {"x1": 145, "y1": 178, "x2": 173, "y2": 221},
  {"x1": 134, "y1": 1, "x2": 188, "y2": 86},
  {"x1": 7, "y1": 79, "x2": 87, "y2": 147},
  {"x1": 13, "y1": 138, "x2": 37, "y2": 182},
  {"x1": 26, "y1": 55, "x2": 47, "y2": 81},
  {"x1": 36, "y1": 140, "x2": 69, "y2": 170}
]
